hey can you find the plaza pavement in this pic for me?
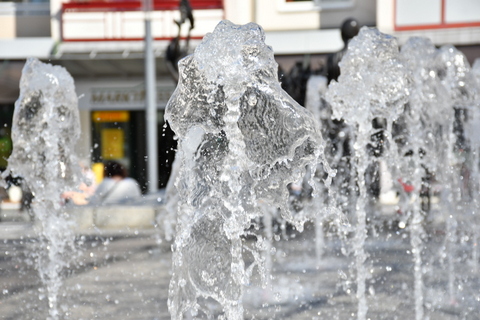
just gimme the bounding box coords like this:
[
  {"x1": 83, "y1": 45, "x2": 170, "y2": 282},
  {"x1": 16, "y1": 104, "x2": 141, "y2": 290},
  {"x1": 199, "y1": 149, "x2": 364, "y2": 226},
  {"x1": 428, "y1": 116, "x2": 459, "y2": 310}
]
[{"x1": 0, "y1": 202, "x2": 479, "y2": 319}]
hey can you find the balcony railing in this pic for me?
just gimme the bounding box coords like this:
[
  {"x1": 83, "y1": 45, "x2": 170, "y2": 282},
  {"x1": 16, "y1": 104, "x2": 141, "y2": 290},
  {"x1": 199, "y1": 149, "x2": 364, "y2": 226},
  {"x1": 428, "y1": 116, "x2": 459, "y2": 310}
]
[
  {"x1": 62, "y1": 0, "x2": 222, "y2": 12},
  {"x1": 61, "y1": 0, "x2": 224, "y2": 41}
]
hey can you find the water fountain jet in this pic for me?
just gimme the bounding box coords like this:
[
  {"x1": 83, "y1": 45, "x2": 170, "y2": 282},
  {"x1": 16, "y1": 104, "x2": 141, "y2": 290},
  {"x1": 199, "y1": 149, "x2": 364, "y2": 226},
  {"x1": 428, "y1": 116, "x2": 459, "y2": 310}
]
[
  {"x1": 2, "y1": 57, "x2": 82, "y2": 320},
  {"x1": 165, "y1": 20, "x2": 334, "y2": 319},
  {"x1": 326, "y1": 27, "x2": 411, "y2": 320}
]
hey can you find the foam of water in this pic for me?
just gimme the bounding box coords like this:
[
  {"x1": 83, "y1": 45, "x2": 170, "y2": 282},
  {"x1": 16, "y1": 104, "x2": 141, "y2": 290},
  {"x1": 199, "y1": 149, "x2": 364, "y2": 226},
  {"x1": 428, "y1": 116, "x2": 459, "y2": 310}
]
[{"x1": 165, "y1": 20, "x2": 332, "y2": 319}]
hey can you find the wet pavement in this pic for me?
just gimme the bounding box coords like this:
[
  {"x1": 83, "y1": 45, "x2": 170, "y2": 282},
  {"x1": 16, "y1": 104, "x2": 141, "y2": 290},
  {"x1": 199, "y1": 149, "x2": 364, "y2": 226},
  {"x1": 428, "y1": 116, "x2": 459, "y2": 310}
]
[
  {"x1": 0, "y1": 228, "x2": 170, "y2": 320},
  {"x1": 0, "y1": 207, "x2": 479, "y2": 319}
]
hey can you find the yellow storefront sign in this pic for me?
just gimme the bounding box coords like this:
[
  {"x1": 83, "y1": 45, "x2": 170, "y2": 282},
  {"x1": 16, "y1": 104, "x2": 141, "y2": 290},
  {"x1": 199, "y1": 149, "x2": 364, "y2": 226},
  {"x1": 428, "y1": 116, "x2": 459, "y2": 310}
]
[
  {"x1": 101, "y1": 128, "x2": 124, "y2": 159},
  {"x1": 92, "y1": 111, "x2": 130, "y2": 123}
]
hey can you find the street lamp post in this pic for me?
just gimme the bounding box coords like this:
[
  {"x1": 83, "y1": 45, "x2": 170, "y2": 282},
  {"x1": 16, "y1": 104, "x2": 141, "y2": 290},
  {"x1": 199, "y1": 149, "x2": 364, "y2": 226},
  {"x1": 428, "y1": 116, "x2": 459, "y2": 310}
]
[{"x1": 144, "y1": 0, "x2": 158, "y2": 193}]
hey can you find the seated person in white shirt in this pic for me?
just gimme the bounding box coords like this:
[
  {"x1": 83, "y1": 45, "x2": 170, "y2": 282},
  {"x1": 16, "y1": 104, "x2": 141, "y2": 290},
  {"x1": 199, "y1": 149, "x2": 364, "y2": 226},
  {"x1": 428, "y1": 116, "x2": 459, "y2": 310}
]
[{"x1": 88, "y1": 160, "x2": 142, "y2": 205}]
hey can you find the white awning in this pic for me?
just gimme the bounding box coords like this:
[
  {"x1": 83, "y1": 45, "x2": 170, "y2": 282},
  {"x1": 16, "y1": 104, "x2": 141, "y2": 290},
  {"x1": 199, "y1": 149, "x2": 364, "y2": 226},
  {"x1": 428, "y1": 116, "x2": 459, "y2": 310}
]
[
  {"x1": 53, "y1": 29, "x2": 343, "y2": 58},
  {"x1": 0, "y1": 37, "x2": 55, "y2": 59}
]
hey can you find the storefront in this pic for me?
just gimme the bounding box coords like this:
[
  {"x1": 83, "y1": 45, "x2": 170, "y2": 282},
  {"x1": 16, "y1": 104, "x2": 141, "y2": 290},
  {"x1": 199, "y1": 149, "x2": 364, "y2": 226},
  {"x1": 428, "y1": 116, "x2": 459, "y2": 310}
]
[{"x1": 76, "y1": 79, "x2": 177, "y2": 192}]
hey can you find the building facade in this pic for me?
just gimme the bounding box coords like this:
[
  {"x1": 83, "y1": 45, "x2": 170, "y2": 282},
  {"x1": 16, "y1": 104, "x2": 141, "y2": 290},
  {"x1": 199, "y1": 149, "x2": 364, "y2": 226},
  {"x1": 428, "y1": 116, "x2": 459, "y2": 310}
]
[{"x1": 1, "y1": 0, "x2": 479, "y2": 191}]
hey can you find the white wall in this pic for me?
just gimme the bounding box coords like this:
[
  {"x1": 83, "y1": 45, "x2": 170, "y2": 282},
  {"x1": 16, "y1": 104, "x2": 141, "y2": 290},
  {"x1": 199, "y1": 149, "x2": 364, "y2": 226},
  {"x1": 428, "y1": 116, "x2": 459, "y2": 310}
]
[
  {"x1": 223, "y1": 0, "x2": 254, "y2": 25},
  {"x1": 255, "y1": 0, "x2": 320, "y2": 31},
  {"x1": 50, "y1": 0, "x2": 62, "y2": 41},
  {"x1": 376, "y1": 0, "x2": 394, "y2": 34},
  {"x1": 320, "y1": 0, "x2": 376, "y2": 29}
]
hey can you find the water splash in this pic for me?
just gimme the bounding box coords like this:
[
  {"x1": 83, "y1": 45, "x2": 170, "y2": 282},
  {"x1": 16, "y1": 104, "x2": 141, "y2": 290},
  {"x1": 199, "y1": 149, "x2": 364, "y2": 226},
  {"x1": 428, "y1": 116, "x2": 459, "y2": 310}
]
[
  {"x1": 165, "y1": 20, "x2": 332, "y2": 319},
  {"x1": 434, "y1": 44, "x2": 479, "y2": 307},
  {"x1": 463, "y1": 59, "x2": 480, "y2": 275},
  {"x1": 326, "y1": 27, "x2": 411, "y2": 320},
  {"x1": 397, "y1": 36, "x2": 451, "y2": 320},
  {"x1": 2, "y1": 57, "x2": 81, "y2": 320},
  {"x1": 323, "y1": 30, "x2": 480, "y2": 319}
]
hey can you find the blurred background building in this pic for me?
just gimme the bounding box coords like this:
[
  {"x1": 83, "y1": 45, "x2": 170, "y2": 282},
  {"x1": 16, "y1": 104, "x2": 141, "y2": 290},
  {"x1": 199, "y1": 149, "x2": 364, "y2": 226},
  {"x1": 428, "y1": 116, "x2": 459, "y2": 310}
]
[{"x1": 0, "y1": 0, "x2": 479, "y2": 192}]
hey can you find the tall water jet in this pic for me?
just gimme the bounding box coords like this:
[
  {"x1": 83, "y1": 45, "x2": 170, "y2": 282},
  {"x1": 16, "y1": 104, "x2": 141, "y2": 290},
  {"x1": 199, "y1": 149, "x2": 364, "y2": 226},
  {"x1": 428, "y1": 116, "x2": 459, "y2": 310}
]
[
  {"x1": 165, "y1": 20, "x2": 332, "y2": 319},
  {"x1": 464, "y1": 59, "x2": 480, "y2": 275},
  {"x1": 464, "y1": 110, "x2": 480, "y2": 275},
  {"x1": 2, "y1": 58, "x2": 81, "y2": 319},
  {"x1": 434, "y1": 45, "x2": 479, "y2": 307},
  {"x1": 397, "y1": 37, "x2": 452, "y2": 320},
  {"x1": 326, "y1": 27, "x2": 410, "y2": 320}
]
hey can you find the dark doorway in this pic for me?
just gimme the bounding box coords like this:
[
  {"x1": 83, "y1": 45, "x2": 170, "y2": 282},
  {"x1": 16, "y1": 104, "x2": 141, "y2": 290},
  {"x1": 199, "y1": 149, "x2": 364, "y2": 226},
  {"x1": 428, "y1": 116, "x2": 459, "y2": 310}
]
[{"x1": 91, "y1": 110, "x2": 177, "y2": 193}]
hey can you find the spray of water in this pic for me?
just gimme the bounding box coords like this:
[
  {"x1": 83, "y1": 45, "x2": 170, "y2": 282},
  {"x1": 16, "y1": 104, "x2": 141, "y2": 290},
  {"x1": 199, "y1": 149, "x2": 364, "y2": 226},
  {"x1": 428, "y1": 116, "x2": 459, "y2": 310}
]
[
  {"x1": 463, "y1": 60, "x2": 480, "y2": 274},
  {"x1": 326, "y1": 27, "x2": 411, "y2": 320},
  {"x1": 165, "y1": 20, "x2": 333, "y2": 319},
  {"x1": 396, "y1": 36, "x2": 453, "y2": 320},
  {"x1": 2, "y1": 58, "x2": 81, "y2": 320},
  {"x1": 434, "y1": 44, "x2": 479, "y2": 307}
]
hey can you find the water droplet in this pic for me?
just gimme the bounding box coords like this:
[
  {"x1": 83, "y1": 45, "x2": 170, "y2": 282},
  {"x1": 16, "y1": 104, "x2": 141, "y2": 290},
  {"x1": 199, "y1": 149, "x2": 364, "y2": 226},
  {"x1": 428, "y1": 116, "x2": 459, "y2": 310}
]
[
  {"x1": 368, "y1": 286, "x2": 375, "y2": 296},
  {"x1": 274, "y1": 292, "x2": 281, "y2": 301}
]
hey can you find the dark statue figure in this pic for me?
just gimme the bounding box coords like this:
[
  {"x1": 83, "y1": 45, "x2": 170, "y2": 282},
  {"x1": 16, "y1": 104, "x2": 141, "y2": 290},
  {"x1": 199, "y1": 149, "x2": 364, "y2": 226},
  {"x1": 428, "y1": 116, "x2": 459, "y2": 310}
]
[{"x1": 166, "y1": 0, "x2": 195, "y2": 83}]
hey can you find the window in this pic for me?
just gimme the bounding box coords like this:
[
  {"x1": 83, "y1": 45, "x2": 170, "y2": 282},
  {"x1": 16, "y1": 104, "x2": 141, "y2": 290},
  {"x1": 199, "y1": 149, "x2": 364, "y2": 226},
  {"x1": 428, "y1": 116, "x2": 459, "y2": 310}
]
[
  {"x1": 314, "y1": 0, "x2": 354, "y2": 9},
  {"x1": 278, "y1": 0, "x2": 319, "y2": 12},
  {"x1": 280, "y1": 0, "x2": 354, "y2": 11}
]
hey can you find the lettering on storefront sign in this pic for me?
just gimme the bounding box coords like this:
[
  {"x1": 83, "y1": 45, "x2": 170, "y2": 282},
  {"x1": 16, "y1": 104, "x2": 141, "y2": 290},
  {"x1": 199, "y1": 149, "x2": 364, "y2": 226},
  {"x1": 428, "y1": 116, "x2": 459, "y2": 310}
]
[{"x1": 90, "y1": 88, "x2": 174, "y2": 105}]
